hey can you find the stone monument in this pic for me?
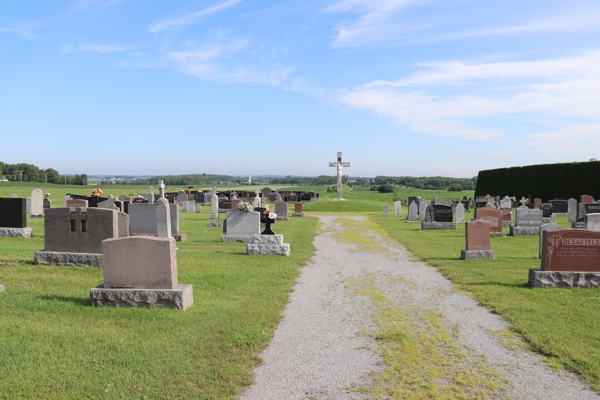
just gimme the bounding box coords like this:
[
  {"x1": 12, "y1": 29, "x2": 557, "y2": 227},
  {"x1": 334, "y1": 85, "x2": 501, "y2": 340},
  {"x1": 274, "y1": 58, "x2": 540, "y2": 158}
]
[{"x1": 328, "y1": 151, "x2": 350, "y2": 200}]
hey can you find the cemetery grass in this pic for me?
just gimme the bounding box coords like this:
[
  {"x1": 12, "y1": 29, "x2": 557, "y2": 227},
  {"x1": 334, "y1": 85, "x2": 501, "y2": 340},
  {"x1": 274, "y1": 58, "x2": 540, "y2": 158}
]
[
  {"x1": 0, "y1": 195, "x2": 318, "y2": 399},
  {"x1": 372, "y1": 214, "x2": 600, "y2": 392}
]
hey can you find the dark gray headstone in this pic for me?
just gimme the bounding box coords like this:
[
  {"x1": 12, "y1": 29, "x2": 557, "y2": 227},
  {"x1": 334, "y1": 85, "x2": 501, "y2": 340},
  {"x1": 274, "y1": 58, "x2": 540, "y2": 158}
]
[{"x1": 0, "y1": 198, "x2": 27, "y2": 228}]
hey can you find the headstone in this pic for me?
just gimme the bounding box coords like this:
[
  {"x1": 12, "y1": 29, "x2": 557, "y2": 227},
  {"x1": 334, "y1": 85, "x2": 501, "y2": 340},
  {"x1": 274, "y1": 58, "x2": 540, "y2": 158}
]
[
  {"x1": 275, "y1": 200, "x2": 288, "y2": 221},
  {"x1": 419, "y1": 201, "x2": 428, "y2": 220},
  {"x1": 31, "y1": 189, "x2": 44, "y2": 217},
  {"x1": 156, "y1": 198, "x2": 171, "y2": 238},
  {"x1": 541, "y1": 229, "x2": 600, "y2": 271},
  {"x1": 262, "y1": 187, "x2": 272, "y2": 197},
  {"x1": 475, "y1": 208, "x2": 504, "y2": 234},
  {"x1": 195, "y1": 203, "x2": 201, "y2": 213},
  {"x1": 549, "y1": 199, "x2": 568, "y2": 214},
  {"x1": 210, "y1": 193, "x2": 219, "y2": 220},
  {"x1": 585, "y1": 213, "x2": 600, "y2": 231},
  {"x1": 43, "y1": 198, "x2": 52, "y2": 209},
  {"x1": 67, "y1": 199, "x2": 89, "y2": 208},
  {"x1": 395, "y1": 201, "x2": 401, "y2": 217},
  {"x1": 434, "y1": 196, "x2": 442, "y2": 205},
  {"x1": 431, "y1": 204, "x2": 453, "y2": 222},
  {"x1": 292, "y1": 202, "x2": 304, "y2": 217},
  {"x1": 63, "y1": 195, "x2": 71, "y2": 207},
  {"x1": 182, "y1": 201, "x2": 190, "y2": 213},
  {"x1": 455, "y1": 203, "x2": 465, "y2": 223},
  {"x1": 580, "y1": 195, "x2": 594, "y2": 204},
  {"x1": 328, "y1": 151, "x2": 350, "y2": 199},
  {"x1": 383, "y1": 205, "x2": 388, "y2": 217},
  {"x1": 533, "y1": 198, "x2": 542, "y2": 209},
  {"x1": 159, "y1": 180, "x2": 165, "y2": 199},
  {"x1": 511, "y1": 208, "x2": 543, "y2": 236},
  {"x1": 568, "y1": 198, "x2": 577, "y2": 213},
  {"x1": 541, "y1": 203, "x2": 553, "y2": 218},
  {"x1": 407, "y1": 202, "x2": 418, "y2": 222},
  {"x1": 577, "y1": 203, "x2": 600, "y2": 223},
  {"x1": 461, "y1": 220, "x2": 495, "y2": 259},
  {"x1": 500, "y1": 196, "x2": 511, "y2": 209},
  {"x1": 421, "y1": 204, "x2": 456, "y2": 230},
  {"x1": 221, "y1": 211, "x2": 261, "y2": 242},
  {"x1": 90, "y1": 236, "x2": 193, "y2": 310},
  {"x1": 175, "y1": 191, "x2": 188, "y2": 204},
  {"x1": 539, "y1": 223, "x2": 560, "y2": 258},
  {"x1": 12, "y1": 194, "x2": 16, "y2": 198},
  {"x1": 247, "y1": 234, "x2": 290, "y2": 256},
  {"x1": 0, "y1": 198, "x2": 31, "y2": 237},
  {"x1": 35, "y1": 207, "x2": 124, "y2": 267},
  {"x1": 408, "y1": 197, "x2": 420, "y2": 214}
]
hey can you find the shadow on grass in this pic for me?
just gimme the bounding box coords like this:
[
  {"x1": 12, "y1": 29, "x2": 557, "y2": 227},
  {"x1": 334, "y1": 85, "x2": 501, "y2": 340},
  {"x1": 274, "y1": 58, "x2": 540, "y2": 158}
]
[
  {"x1": 38, "y1": 295, "x2": 90, "y2": 306},
  {"x1": 464, "y1": 282, "x2": 529, "y2": 289}
]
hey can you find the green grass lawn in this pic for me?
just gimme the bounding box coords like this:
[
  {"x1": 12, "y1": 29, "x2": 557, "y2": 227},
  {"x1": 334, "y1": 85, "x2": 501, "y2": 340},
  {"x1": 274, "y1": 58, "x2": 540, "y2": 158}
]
[
  {"x1": 0, "y1": 184, "x2": 318, "y2": 399},
  {"x1": 1, "y1": 182, "x2": 598, "y2": 396}
]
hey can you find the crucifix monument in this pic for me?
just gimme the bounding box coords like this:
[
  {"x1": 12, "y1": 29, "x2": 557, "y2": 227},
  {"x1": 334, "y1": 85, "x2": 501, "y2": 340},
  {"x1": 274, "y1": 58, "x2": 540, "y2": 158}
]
[{"x1": 329, "y1": 151, "x2": 350, "y2": 200}]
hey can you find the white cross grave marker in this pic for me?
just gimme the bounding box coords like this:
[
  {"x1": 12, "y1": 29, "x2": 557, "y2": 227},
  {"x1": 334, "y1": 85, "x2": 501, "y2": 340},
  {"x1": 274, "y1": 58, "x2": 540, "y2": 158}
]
[{"x1": 329, "y1": 151, "x2": 350, "y2": 200}]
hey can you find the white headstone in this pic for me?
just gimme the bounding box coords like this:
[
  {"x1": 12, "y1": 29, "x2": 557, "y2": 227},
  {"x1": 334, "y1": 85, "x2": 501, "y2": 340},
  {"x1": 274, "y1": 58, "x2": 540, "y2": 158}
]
[
  {"x1": 500, "y1": 196, "x2": 511, "y2": 209},
  {"x1": 395, "y1": 201, "x2": 401, "y2": 217},
  {"x1": 63, "y1": 194, "x2": 71, "y2": 207},
  {"x1": 408, "y1": 202, "x2": 418, "y2": 222},
  {"x1": 156, "y1": 198, "x2": 171, "y2": 238},
  {"x1": 211, "y1": 193, "x2": 219, "y2": 220},
  {"x1": 31, "y1": 189, "x2": 44, "y2": 216},
  {"x1": 584, "y1": 213, "x2": 600, "y2": 231},
  {"x1": 195, "y1": 203, "x2": 201, "y2": 213},
  {"x1": 455, "y1": 203, "x2": 465, "y2": 223},
  {"x1": 383, "y1": 205, "x2": 388, "y2": 217},
  {"x1": 159, "y1": 180, "x2": 165, "y2": 199}
]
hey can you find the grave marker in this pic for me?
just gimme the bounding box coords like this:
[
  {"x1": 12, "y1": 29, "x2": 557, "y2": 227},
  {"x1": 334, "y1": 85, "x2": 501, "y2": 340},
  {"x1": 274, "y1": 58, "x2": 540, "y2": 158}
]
[
  {"x1": 460, "y1": 220, "x2": 495, "y2": 260},
  {"x1": 31, "y1": 189, "x2": 44, "y2": 217},
  {"x1": 0, "y1": 198, "x2": 32, "y2": 237},
  {"x1": 328, "y1": 151, "x2": 350, "y2": 200}
]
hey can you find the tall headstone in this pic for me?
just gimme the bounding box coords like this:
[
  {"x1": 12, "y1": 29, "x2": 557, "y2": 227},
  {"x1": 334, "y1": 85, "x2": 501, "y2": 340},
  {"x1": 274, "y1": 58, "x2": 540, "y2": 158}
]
[
  {"x1": 156, "y1": 198, "x2": 171, "y2": 238},
  {"x1": 63, "y1": 194, "x2": 71, "y2": 207},
  {"x1": 328, "y1": 151, "x2": 350, "y2": 200},
  {"x1": 395, "y1": 201, "x2": 401, "y2": 217},
  {"x1": 455, "y1": 203, "x2": 465, "y2": 223},
  {"x1": 475, "y1": 208, "x2": 504, "y2": 236},
  {"x1": 407, "y1": 202, "x2": 418, "y2": 222},
  {"x1": 275, "y1": 200, "x2": 289, "y2": 221},
  {"x1": 460, "y1": 220, "x2": 495, "y2": 260},
  {"x1": 0, "y1": 198, "x2": 32, "y2": 237},
  {"x1": 210, "y1": 193, "x2": 219, "y2": 220},
  {"x1": 585, "y1": 213, "x2": 600, "y2": 231},
  {"x1": 500, "y1": 196, "x2": 511, "y2": 209},
  {"x1": 159, "y1": 180, "x2": 165, "y2": 199},
  {"x1": 31, "y1": 189, "x2": 44, "y2": 217},
  {"x1": 539, "y1": 223, "x2": 560, "y2": 258},
  {"x1": 568, "y1": 198, "x2": 578, "y2": 223},
  {"x1": 383, "y1": 205, "x2": 388, "y2": 217},
  {"x1": 195, "y1": 203, "x2": 201, "y2": 213}
]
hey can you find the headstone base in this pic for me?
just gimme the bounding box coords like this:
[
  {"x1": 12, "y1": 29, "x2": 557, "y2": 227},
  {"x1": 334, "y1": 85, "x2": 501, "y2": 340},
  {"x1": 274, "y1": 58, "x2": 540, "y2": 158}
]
[
  {"x1": 528, "y1": 269, "x2": 600, "y2": 288},
  {"x1": 552, "y1": 212, "x2": 569, "y2": 217},
  {"x1": 489, "y1": 232, "x2": 506, "y2": 237},
  {"x1": 90, "y1": 284, "x2": 193, "y2": 310},
  {"x1": 510, "y1": 226, "x2": 540, "y2": 236},
  {"x1": 503, "y1": 221, "x2": 512, "y2": 227},
  {"x1": 131, "y1": 233, "x2": 187, "y2": 242},
  {"x1": 542, "y1": 217, "x2": 556, "y2": 224},
  {"x1": 207, "y1": 221, "x2": 224, "y2": 228},
  {"x1": 571, "y1": 222, "x2": 585, "y2": 229},
  {"x1": 30, "y1": 214, "x2": 44, "y2": 219},
  {"x1": 330, "y1": 198, "x2": 347, "y2": 201},
  {"x1": 292, "y1": 212, "x2": 305, "y2": 217},
  {"x1": 221, "y1": 235, "x2": 255, "y2": 243},
  {"x1": 0, "y1": 227, "x2": 33, "y2": 238},
  {"x1": 276, "y1": 216, "x2": 289, "y2": 221},
  {"x1": 460, "y1": 250, "x2": 496, "y2": 260},
  {"x1": 420, "y1": 222, "x2": 456, "y2": 230},
  {"x1": 247, "y1": 234, "x2": 289, "y2": 256},
  {"x1": 34, "y1": 251, "x2": 102, "y2": 267},
  {"x1": 406, "y1": 220, "x2": 419, "y2": 223}
]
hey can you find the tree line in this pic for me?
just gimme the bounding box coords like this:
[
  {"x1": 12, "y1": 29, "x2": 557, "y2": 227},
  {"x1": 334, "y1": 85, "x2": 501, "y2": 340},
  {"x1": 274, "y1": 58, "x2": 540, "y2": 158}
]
[
  {"x1": 269, "y1": 175, "x2": 349, "y2": 185},
  {"x1": 0, "y1": 162, "x2": 87, "y2": 185},
  {"x1": 373, "y1": 176, "x2": 477, "y2": 191}
]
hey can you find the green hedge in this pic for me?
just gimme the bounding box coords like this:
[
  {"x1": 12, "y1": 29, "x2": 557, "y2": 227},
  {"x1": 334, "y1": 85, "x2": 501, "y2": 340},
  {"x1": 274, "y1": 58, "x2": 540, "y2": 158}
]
[{"x1": 475, "y1": 161, "x2": 600, "y2": 200}]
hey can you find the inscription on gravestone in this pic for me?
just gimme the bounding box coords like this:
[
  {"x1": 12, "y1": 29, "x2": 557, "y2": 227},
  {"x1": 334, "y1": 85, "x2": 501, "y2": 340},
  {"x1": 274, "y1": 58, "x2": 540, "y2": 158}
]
[
  {"x1": 466, "y1": 220, "x2": 491, "y2": 250},
  {"x1": 542, "y1": 230, "x2": 600, "y2": 272},
  {"x1": 475, "y1": 208, "x2": 503, "y2": 233}
]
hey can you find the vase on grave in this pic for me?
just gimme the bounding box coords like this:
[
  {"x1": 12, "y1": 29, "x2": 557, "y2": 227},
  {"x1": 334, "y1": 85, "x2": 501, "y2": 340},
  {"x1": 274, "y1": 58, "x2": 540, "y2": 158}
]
[{"x1": 262, "y1": 214, "x2": 276, "y2": 235}]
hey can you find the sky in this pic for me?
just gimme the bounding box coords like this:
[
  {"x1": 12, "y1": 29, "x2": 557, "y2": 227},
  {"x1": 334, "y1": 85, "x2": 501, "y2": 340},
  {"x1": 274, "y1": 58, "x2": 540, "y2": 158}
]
[{"x1": 1, "y1": 0, "x2": 599, "y2": 178}]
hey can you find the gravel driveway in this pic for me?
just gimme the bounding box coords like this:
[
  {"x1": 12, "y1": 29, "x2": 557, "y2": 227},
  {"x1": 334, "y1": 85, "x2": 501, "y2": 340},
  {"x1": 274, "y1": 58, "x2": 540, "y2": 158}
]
[{"x1": 240, "y1": 215, "x2": 600, "y2": 400}]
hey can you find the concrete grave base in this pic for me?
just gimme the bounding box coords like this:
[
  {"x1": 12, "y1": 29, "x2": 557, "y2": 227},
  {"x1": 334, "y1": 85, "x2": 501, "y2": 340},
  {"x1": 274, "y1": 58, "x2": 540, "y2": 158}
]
[
  {"x1": 207, "y1": 221, "x2": 224, "y2": 227},
  {"x1": 0, "y1": 227, "x2": 33, "y2": 238},
  {"x1": 421, "y1": 222, "x2": 456, "y2": 230},
  {"x1": 542, "y1": 217, "x2": 556, "y2": 224},
  {"x1": 276, "y1": 216, "x2": 289, "y2": 221},
  {"x1": 90, "y1": 284, "x2": 193, "y2": 310},
  {"x1": 35, "y1": 251, "x2": 102, "y2": 267},
  {"x1": 503, "y1": 221, "x2": 512, "y2": 227},
  {"x1": 247, "y1": 243, "x2": 290, "y2": 256},
  {"x1": 131, "y1": 233, "x2": 187, "y2": 242},
  {"x1": 247, "y1": 234, "x2": 289, "y2": 255},
  {"x1": 221, "y1": 235, "x2": 255, "y2": 243},
  {"x1": 528, "y1": 269, "x2": 600, "y2": 288},
  {"x1": 571, "y1": 222, "x2": 585, "y2": 229},
  {"x1": 552, "y1": 212, "x2": 569, "y2": 217},
  {"x1": 489, "y1": 232, "x2": 506, "y2": 237},
  {"x1": 510, "y1": 226, "x2": 540, "y2": 236},
  {"x1": 292, "y1": 212, "x2": 305, "y2": 217},
  {"x1": 330, "y1": 198, "x2": 347, "y2": 201},
  {"x1": 406, "y1": 220, "x2": 419, "y2": 223},
  {"x1": 460, "y1": 250, "x2": 496, "y2": 260},
  {"x1": 30, "y1": 215, "x2": 44, "y2": 219}
]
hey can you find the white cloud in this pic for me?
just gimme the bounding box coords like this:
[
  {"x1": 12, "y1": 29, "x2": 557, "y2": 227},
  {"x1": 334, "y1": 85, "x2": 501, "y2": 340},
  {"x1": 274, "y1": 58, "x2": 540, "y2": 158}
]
[
  {"x1": 525, "y1": 123, "x2": 600, "y2": 157},
  {"x1": 62, "y1": 43, "x2": 127, "y2": 53},
  {"x1": 149, "y1": 0, "x2": 243, "y2": 33},
  {"x1": 338, "y1": 51, "x2": 600, "y2": 147}
]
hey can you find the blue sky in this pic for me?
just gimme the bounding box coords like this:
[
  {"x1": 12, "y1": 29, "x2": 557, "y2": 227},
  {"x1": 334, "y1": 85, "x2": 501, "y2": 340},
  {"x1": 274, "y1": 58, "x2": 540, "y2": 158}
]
[{"x1": 1, "y1": 0, "x2": 599, "y2": 178}]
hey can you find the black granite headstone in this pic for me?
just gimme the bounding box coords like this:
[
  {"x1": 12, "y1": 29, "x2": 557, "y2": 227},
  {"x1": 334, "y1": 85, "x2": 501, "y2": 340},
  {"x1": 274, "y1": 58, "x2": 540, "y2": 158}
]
[
  {"x1": 541, "y1": 203, "x2": 553, "y2": 218},
  {"x1": 0, "y1": 198, "x2": 27, "y2": 228},
  {"x1": 577, "y1": 203, "x2": 600, "y2": 222},
  {"x1": 549, "y1": 199, "x2": 568, "y2": 213},
  {"x1": 431, "y1": 204, "x2": 453, "y2": 222}
]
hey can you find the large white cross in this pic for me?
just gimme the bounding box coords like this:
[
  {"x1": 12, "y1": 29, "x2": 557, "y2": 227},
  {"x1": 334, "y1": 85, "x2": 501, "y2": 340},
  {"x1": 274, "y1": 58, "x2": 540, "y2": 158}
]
[{"x1": 329, "y1": 151, "x2": 350, "y2": 199}]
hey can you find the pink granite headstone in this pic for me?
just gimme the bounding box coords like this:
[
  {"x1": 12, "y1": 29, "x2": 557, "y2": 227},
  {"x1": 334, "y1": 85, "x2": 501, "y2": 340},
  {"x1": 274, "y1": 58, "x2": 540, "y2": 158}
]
[{"x1": 66, "y1": 199, "x2": 89, "y2": 208}]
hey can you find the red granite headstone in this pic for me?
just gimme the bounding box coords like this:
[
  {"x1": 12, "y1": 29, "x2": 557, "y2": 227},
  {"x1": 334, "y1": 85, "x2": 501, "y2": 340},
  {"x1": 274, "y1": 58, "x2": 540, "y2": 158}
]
[
  {"x1": 475, "y1": 208, "x2": 503, "y2": 233},
  {"x1": 580, "y1": 195, "x2": 594, "y2": 204},
  {"x1": 231, "y1": 199, "x2": 241, "y2": 210},
  {"x1": 500, "y1": 208, "x2": 512, "y2": 223},
  {"x1": 67, "y1": 199, "x2": 89, "y2": 208},
  {"x1": 465, "y1": 220, "x2": 491, "y2": 250},
  {"x1": 542, "y1": 229, "x2": 600, "y2": 272},
  {"x1": 295, "y1": 203, "x2": 303, "y2": 213},
  {"x1": 534, "y1": 198, "x2": 542, "y2": 209}
]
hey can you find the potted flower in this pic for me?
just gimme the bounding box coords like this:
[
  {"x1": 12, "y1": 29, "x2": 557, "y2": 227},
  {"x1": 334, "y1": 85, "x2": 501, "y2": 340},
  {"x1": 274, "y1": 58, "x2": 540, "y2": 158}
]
[
  {"x1": 262, "y1": 210, "x2": 278, "y2": 235},
  {"x1": 91, "y1": 188, "x2": 104, "y2": 197},
  {"x1": 237, "y1": 202, "x2": 254, "y2": 213}
]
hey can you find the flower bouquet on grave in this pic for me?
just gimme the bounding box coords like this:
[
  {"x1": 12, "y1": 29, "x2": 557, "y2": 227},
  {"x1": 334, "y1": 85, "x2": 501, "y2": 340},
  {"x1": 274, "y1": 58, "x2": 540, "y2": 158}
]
[
  {"x1": 262, "y1": 210, "x2": 277, "y2": 235},
  {"x1": 91, "y1": 188, "x2": 104, "y2": 197},
  {"x1": 43, "y1": 192, "x2": 50, "y2": 199},
  {"x1": 237, "y1": 202, "x2": 254, "y2": 213}
]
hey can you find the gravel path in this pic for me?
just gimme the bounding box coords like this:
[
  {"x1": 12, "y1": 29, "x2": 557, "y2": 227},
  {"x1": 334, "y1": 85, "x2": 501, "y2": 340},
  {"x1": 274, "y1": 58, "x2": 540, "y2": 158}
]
[{"x1": 240, "y1": 215, "x2": 600, "y2": 400}]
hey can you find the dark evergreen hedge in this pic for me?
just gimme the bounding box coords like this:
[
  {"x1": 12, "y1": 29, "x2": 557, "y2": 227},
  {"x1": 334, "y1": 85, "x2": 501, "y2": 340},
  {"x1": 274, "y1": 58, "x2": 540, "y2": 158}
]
[{"x1": 475, "y1": 161, "x2": 600, "y2": 201}]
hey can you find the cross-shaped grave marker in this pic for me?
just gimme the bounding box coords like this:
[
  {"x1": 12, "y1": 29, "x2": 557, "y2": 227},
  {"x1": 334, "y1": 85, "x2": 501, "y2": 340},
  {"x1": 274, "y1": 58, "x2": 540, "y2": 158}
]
[
  {"x1": 70, "y1": 208, "x2": 87, "y2": 233},
  {"x1": 329, "y1": 151, "x2": 350, "y2": 199}
]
